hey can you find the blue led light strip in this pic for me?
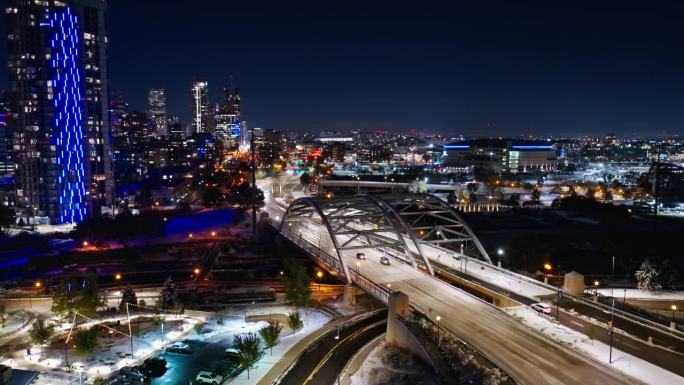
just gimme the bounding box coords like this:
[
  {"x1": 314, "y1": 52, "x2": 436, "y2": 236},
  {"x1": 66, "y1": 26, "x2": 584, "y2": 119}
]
[
  {"x1": 510, "y1": 145, "x2": 555, "y2": 150},
  {"x1": 50, "y1": 7, "x2": 87, "y2": 224}
]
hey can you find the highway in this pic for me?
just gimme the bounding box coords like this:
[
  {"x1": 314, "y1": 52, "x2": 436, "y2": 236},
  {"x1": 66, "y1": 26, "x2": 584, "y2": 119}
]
[
  {"x1": 288, "y1": 221, "x2": 636, "y2": 385},
  {"x1": 278, "y1": 311, "x2": 387, "y2": 385}
]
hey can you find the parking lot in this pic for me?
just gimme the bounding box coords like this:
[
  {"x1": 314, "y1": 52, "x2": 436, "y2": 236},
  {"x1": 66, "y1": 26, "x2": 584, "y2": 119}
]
[{"x1": 151, "y1": 336, "x2": 241, "y2": 385}]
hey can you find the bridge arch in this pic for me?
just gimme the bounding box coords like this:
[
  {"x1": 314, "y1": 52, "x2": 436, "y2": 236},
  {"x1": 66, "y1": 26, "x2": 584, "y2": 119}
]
[{"x1": 279, "y1": 195, "x2": 420, "y2": 283}]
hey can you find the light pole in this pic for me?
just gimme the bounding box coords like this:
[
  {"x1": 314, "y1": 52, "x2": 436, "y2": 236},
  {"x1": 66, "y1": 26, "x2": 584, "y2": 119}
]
[
  {"x1": 543, "y1": 263, "x2": 552, "y2": 284},
  {"x1": 609, "y1": 297, "x2": 615, "y2": 363},
  {"x1": 671, "y1": 305, "x2": 678, "y2": 330},
  {"x1": 435, "y1": 315, "x2": 442, "y2": 344},
  {"x1": 316, "y1": 271, "x2": 323, "y2": 291}
]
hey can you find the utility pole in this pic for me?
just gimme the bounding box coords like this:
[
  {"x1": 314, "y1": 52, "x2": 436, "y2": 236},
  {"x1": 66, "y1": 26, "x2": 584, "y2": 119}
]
[
  {"x1": 250, "y1": 125, "x2": 257, "y2": 239},
  {"x1": 126, "y1": 303, "x2": 134, "y2": 356},
  {"x1": 609, "y1": 296, "x2": 615, "y2": 363},
  {"x1": 653, "y1": 144, "x2": 660, "y2": 232}
]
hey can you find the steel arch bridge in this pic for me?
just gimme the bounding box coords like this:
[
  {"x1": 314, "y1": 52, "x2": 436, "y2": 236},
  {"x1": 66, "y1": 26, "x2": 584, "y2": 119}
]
[{"x1": 278, "y1": 193, "x2": 491, "y2": 283}]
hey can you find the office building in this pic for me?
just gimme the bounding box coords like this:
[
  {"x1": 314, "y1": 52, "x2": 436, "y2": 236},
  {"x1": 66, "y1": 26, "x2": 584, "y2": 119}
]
[
  {"x1": 5, "y1": 0, "x2": 113, "y2": 224},
  {"x1": 214, "y1": 81, "x2": 241, "y2": 148},
  {"x1": 0, "y1": 91, "x2": 13, "y2": 176},
  {"x1": 148, "y1": 88, "x2": 167, "y2": 138},
  {"x1": 191, "y1": 80, "x2": 210, "y2": 135},
  {"x1": 442, "y1": 139, "x2": 557, "y2": 174}
]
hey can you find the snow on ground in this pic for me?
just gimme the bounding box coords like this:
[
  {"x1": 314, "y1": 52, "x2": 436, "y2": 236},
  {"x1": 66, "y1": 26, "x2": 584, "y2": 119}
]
[
  {"x1": 230, "y1": 306, "x2": 331, "y2": 385},
  {"x1": 506, "y1": 306, "x2": 684, "y2": 385},
  {"x1": 425, "y1": 251, "x2": 553, "y2": 298},
  {"x1": 349, "y1": 341, "x2": 438, "y2": 385},
  {"x1": 595, "y1": 288, "x2": 684, "y2": 301}
]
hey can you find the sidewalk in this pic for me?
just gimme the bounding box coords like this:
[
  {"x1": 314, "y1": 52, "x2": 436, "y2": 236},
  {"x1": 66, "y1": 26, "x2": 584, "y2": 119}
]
[
  {"x1": 255, "y1": 310, "x2": 374, "y2": 385},
  {"x1": 339, "y1": 334, "x2": 385, "y2": 385}
]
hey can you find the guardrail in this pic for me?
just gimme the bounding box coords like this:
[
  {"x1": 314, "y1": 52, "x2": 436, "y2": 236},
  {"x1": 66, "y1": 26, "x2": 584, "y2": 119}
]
[{"x1": 280, "y1": 227, "x2": 346, "y2": 277}]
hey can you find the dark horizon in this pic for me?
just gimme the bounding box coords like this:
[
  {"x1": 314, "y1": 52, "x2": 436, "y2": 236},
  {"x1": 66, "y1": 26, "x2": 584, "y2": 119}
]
[{"x1": 1, "y1": 0, "x2": 683, "y2": 136}]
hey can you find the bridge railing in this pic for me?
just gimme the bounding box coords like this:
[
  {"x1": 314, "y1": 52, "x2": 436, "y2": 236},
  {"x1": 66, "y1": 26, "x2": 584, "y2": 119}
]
[
  {"x1": 348, "y1": 269, "x2": 391, "y2": 304},
  {"x1": 280, "y1": 226, "x2": 346, "y2": 278}
]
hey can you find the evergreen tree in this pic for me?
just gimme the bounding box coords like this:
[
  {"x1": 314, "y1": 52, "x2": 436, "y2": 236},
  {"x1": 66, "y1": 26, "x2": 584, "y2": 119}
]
[
  {"x1": 635, "y1": 259, "x2": 661, "y2": 291},
  {"x1": 160, "y1": 276, "x2": 176, "y2": 309},
  {"x1": 287, "y1": 311, "x2": 303, "y2": 333},
  {"x1": 73, "y1": 326, "x2": 99, "y2": 356},
  {"x1": 531, "y1": 188, "x2": 541, "y2": 201},
  {"x1": 0, "y1": 205, "x2": 16, "y2": 232},
  {"x1": 281, "y1": 260, "x2": 311, "y2": 307},
  {"x1": 29, "y1": 320, "x2": 55, "y2": 345},
  {"x1": 119, "y1": 285, "x2": 138, "y2": 313},
  {"x1": 258, "y1": 321, "x2": 283, "y2": 355},
  {"x1": 233, "y1": 332, "x2": 263, "y2": 379}
]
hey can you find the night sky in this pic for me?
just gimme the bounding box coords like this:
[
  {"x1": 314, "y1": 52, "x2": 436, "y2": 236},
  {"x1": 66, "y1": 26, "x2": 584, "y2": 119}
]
[{"x1": 1, "y1": 0, "x2": 684, "y2": 136}]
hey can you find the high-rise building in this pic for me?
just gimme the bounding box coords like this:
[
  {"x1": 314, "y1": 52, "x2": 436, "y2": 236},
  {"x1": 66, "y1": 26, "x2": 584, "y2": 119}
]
[
  {"x1": 0, "y1": 91, "x2": 13, "y2": 176},
  {"x1": 5, "y1": 0, "x2": 113, "y2": 224},
  {"x1": 214, "y1": 79, "x2": 241, "y2": 148},
  {"x1": 191, "y1": 80, "x2": 210, "y2": 135},
  {"x1": 148, "y1": 88, "x2": 167, "y2": 138}
]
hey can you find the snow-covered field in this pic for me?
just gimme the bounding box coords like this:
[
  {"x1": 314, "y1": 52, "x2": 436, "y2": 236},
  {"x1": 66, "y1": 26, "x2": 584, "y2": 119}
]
[
  {"x1": 595, "y1": 288, "x2": 684, "y2": 301},
  {"x1": 506, "y1": 306, "x2": 684, "y2": 385},
  {"x1": 349, "y1": 341, "x2": 438, "y2": 385}
]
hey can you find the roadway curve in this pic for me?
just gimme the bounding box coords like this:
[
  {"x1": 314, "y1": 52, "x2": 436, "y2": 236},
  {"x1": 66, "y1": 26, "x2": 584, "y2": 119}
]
[
  {"x1": 293, "y1": 224, "x2": 637, "y2": 385},
  {"x1": 278, "y1": 311, "x2": 387, "y2": 385}
]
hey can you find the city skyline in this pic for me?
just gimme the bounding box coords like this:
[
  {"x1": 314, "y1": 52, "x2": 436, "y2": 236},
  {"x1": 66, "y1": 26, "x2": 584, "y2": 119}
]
[{"x1": 0, "y1": 0, "x2": 683, "y2": 136}]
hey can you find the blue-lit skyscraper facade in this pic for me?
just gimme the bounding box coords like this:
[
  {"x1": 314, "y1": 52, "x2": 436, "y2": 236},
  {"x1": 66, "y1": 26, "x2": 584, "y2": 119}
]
[{"x1": 5, "y1": 0, "x2": 112, "y2": 224}]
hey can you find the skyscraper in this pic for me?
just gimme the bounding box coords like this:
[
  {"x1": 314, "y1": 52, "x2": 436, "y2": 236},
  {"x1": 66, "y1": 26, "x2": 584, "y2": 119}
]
[
  {"x1": 214, "y1": 78, "x2": 242, "y2": 148},
  {"x1": 5, "y1": 0, "x2": 113, "y2": 224},
  {"x1": 0, "y1": 91, "x2": 13, "y2": 177},
  {"x1": 191, "y1": 80, "x2": 210, "y2": 135},
  {"x1": 148, "y1": 88, "x2": 167, "y2": 138}
]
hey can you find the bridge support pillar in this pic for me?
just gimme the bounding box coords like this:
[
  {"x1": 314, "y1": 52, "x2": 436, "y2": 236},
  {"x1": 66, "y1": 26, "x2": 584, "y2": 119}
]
[
  {"x1": 344, "y1": 284, "x2": 357, "y2": 305},
  {"x1": 386, "y1": 291, "x2": 410, "y2": 344}
]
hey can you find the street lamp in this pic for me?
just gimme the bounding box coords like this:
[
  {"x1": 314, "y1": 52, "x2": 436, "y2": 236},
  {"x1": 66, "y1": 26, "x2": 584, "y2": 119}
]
[
  {"x1": 211, "y1": 231, "x2": 217, "y2": 237},
  {"x1": 543, "y1": 263, "x2": 552, "y2": 284},
  {"x1": 355, "y1": 262, "x2": 361, "y2": 274},
  {"x1": 594, "y1": 280, "x2": 600, "y2": 295},
  {"x1": 316, "y1": 271, "x2": 324, "y2": 291},
  {"x1": 672, "y1": 305, "x2": 678, "y2": 325},
  {"x1": 194, "y1": 268, "x2": 201, "y2": 275},
  {"x1": 114, "y1": 273, "x2": 122, "y2": 281},
  {"x1": 435, "y1": 315, "x2": 442, "y2": 343}
]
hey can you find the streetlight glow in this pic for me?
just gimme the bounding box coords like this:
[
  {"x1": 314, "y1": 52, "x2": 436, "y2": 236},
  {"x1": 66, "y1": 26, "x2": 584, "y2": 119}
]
[
  {"x1": 194, "y1": 268, "x2": 201, "y2": 275},
  {"x1": 544, "y1": 263, "x2": 552, "y2": 271},
  {"x1": 114, "y1": 273, "x2": 122, "y2": 281},
  {"x1": 34, "y1": 281, "x2": 41, "y2": 288}
]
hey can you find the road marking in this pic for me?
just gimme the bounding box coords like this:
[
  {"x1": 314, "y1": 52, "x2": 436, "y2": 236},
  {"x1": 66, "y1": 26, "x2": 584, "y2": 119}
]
[
  {"x1": 301, "y1": 322, "x2": 381, "y2": 385},
  {"x1": 622, "y1": 342, "x2": 639, "y2": 350},
  {"x1": 570, "y1": 320, "x2": 585, "y2": 328}
]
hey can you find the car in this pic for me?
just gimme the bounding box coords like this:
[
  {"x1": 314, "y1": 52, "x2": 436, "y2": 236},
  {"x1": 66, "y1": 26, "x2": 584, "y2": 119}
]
[
  {"x1": 119, "y1": 366, "x2": 150, "y2": 383},
  {"x1": 141, "y1": 357, "x2": 167, "y2": 377},
  {"x1": 195, "y1": 371, "x2": 224, "y2": 385},
  {"x1": 356, "y1": 252, "x2": 366, "y2": 260},
  {"x1": 531, "y1": 302, "x2": 552, "y2": 315},
  {"x1": 224, "y1": 347, "x2": 240, "y2": 364},
  {"x1": 380, "y1": 256, "x2": 391, "y2": 265},
  {"x1": 165, "y1": 342, "x2": 193, "y2": 354}
]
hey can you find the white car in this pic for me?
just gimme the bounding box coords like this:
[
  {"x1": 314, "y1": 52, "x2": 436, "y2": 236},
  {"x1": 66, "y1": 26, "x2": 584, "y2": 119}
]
[
  {"x1": 531, "y1": 302, "x2": 552, "y2": 315},
  {"x1": 196, "y1": 371, "x2": 223, "y2": 385}
]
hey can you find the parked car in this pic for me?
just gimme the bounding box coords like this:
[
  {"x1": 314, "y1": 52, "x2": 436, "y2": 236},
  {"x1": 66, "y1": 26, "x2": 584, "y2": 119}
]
[
  {"x1": 356, "y1": 252, "x2": 366, "y2": 260},
  {"x1": 141, "y1": 357, "x2": 167, "y2": 377},
  {"x1": 195, "y1": 371, "x2": 224, "y2": 385},
  {"x1": 224, "y1": 347, "x2": 240, "y2": 364},
  {"x1": 380, "y1": 256, "x2": 391, "y2": 265},
  {"x1": 165, "y1": 342, "x2": 193, "y2": 354},
  {"x1": 119, "y1": 366, "x2": 150, "y2": 382},
  {"x1": 531, "y1": 302, "x2": 552, "y2": 315}
]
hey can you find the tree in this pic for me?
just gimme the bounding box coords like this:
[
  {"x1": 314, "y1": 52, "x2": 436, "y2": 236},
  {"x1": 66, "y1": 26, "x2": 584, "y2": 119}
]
[
  {"x1": 51, "y1": 273, "x2": 100, "y2": 317},
  {"x1": 160, "y1": 276, "x2": 175, "y2": 309},
  {"x1": 658, "y1": 259, "x2": 679, "y2": 290},
  {"x1": 29, "y1": 320, "x2": 55, "y2": 345},
  {"x1": 446, "y1": 190, "x2": 457, "y2": 205},
  {"x1": 635, "y1": 259, "x2": 661, "y2": 291},
  {"x1": 531, "y1": 188, "x2": 541, "y2": 202},
  {"x1": 202, "y1": 186, "x2": 224, "y2": 208},
  {"x1": 73, "y1": 326, "x2": 99, "y2": 356},
  {"x1": 194, "y1": 323, "x2": 204, "y2": 335},
  {"x1": 0, "y1": 305, "x2": 6, "y2": 328},
  {"x1": 233, "y1": 332, "x2": 263, "y2": 379},
  {"x1": 466, "y1": 182, "x2": 479, "y2": 193},
  {"x1": 585, "y1": 186, "x2": 597, "y2": 200},
  {"x1": 508, "y1": 193, "x2": 520, "y2": 207},
  {"x1": 259, "y1": 321, "x2": 283, "y2": 355},
  {"x1": 522, "y1": 182, "x2": 534, "y2": 191},
  {"x1": 299, "y1": 173, "x2": 312, "y2": 192},
  {"x1": 281, "y1": 260, "x2": 311, "y2": 307},
  {"x1": 119, "y1": 286, "x2": 138, "y2": 313},
  {"x1": 0, "y1": 205, "x2": 16, "y2": 232},
  {"x1": 287, "y1": 311, "x2": 303, "y2": 333}
]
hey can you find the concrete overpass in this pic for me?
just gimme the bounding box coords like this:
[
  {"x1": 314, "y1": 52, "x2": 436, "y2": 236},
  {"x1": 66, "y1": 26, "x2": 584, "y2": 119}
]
[{"x1": 269, "y1": 192, "x2": 636, "y2": 385}]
